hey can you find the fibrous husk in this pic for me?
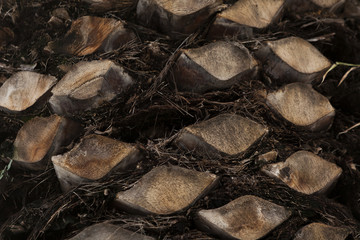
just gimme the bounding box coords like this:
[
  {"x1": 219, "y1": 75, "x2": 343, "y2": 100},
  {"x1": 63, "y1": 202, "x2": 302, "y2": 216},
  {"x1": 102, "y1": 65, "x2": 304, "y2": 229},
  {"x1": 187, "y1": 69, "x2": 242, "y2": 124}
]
[
  {"x1": 197, "y1": 195, "x2": 291, "y2": 240},
  {"x1": 344, "y1": 0, "x2": 360, "y2": 19},
  {"x1": 136, "y1": 0, "x2": 222, "y2": 37},
  {"x1": 208, "y1": 0, "x2": 285, "y2": 39},
  {"x1": 172, "y1": 41, "x2": 258, "y2": 93},
  {"x1": 0, "y1": 0, "x2": 19, "y2": 23},
  {"x1": 337, "y1": 84, "x2": 360, "y2": 114},
  {"x1": 52, "y1": 134, "x2": 142, "y2": 192},
  {"x1": 266, "y1": 82, "x2": 335, "y2": 131},
  {"x1": 0, "y1": 27, "x2": 14, "y2": 49},
  {"x1": 67, "y1": 223, "x2": 155, "y2": 240},
  {"x1": 286, "y1": 0, "x2": 345, "y2": 13},
  {"x1": 261, "y1": 151, "x2": 343, "y2": 195},
  {"x1": 13, "y1": 115, "x2": 81, "y2": 171},
  {"x1": 0, "y1": 71, "x2": 57, "y2": 113},
  {"x1": 46, "y1": 16, "x2": 136, "y2": 56},
  {"x1": 114, "y1": 165, "x2": 219, "y2": 215},
  {"x1": 175, "y1": 114, "x2": 268, "y2": 157},
  {"x1": 49, "y1": 60, "x2": 133, "y2": 115},
  {"x1": 294, "y1": 222, "x2": 350, "y2": 240},
  {"x1": 82, "y1": 0, "x2": 136, "y2": 12},
  {"x1": 255, "y1": 36, "x2": 332, "y2": 84}
]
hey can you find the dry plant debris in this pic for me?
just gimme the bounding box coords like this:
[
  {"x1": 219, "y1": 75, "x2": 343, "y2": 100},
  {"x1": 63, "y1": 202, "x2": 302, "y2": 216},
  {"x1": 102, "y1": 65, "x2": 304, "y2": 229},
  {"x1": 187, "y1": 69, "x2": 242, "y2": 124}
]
[{"x1": 0, "y1": 0, "x2": 360, "y2": 239}]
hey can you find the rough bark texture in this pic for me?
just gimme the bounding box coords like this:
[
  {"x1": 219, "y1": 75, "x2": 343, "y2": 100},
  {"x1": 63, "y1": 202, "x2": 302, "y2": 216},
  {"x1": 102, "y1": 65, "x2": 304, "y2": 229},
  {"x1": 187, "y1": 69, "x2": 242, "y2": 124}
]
[
  {"x1": 172, "y1": 41, "x2": 258, "y2": 93},
  {"x1": 137, "y1": 0, "x2": 222, "y2": 37},
  {"x1": 262, "y1": 151, "x2": 343, "y2": 195},
  {"x1": 47, "y1": 16, "x2": 136, "y2": 56},
  {"x1": 0, "y1": 71, "x2": 56, "y2": 113},
  {"x1": 49, "y1": 60, "x2": 133, "y2": 115},
  {"x1": 266, "y1": 82, "x2": 335, "y2": 131},
  {"x1": 255, "y1": 37, "x2": 332, "y2": 84},
  {"x1": 197, "y1": 195, "x2": 291, "y2": 240},
  {"x1": 68, "y1": 223, "x2": 155, "y2": 240},
  {"x1": 176, "y1": 114, "x2": 268, "y2": 157},
  {"x1": 52, "y1": 134, "x2": 141, "y2": 191},
  {"x1": 208, "y1": 0, "x2": 285, "y2": 39},
  {"x1": 115, "y1": 165, "x2": 219, "y2": 215}
]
